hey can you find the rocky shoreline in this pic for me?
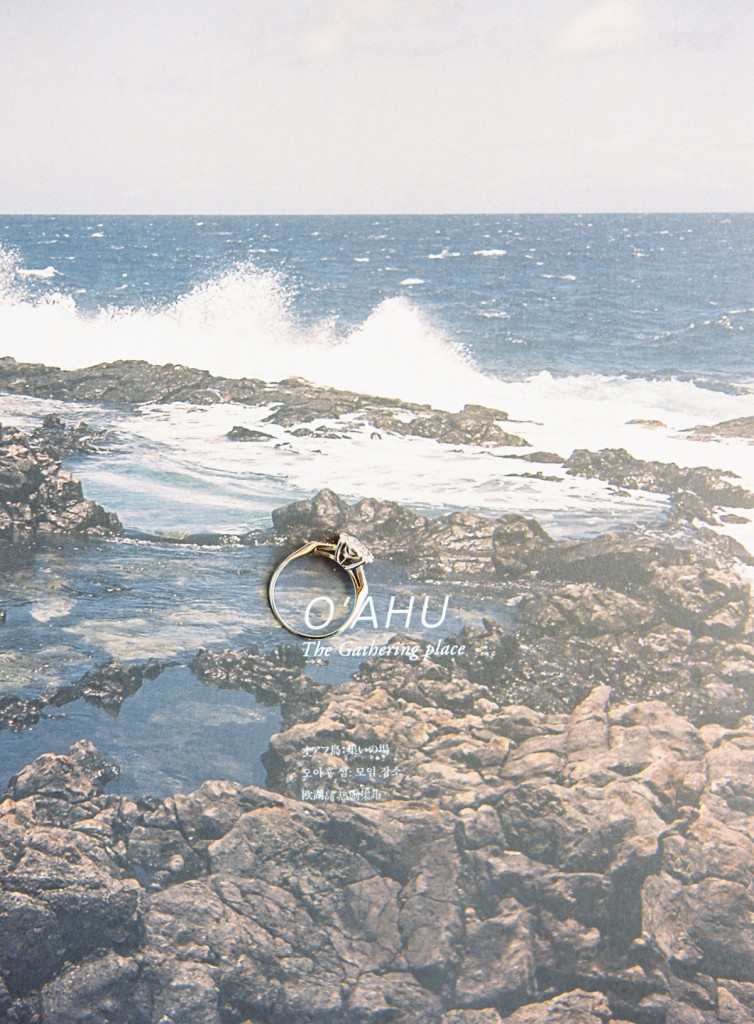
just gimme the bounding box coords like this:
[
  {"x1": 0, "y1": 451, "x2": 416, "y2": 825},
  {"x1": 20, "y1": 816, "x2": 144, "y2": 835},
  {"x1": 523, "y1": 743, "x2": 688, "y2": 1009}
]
[
  {"x1": 0, "y1": 357, "x2": 529, "y2": 449},
  {"x1": 0, "y1": 421, "x2": 122, "y2": 549},
  {"x1": 2, "y1": 365, "x2": 754, "y2": 1022}
]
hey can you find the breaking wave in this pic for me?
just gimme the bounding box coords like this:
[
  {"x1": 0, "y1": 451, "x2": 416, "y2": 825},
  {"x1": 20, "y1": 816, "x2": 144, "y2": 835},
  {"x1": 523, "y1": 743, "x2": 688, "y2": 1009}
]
[{"x1": 0, "y1": 247, "x2": 495, "y2": 409}]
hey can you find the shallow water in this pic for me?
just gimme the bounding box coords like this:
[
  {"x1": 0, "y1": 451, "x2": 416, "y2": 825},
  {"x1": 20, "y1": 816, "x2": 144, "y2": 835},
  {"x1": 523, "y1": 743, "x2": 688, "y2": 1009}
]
[{"x1": 0, "y1": 666, "x2": 281, "y2": 798}]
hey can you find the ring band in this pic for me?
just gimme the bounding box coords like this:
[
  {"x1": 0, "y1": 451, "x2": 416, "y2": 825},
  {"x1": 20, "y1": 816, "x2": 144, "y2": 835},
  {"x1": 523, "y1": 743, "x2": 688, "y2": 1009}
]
[{"x1": 268, "y1": 532, "x2": 373, "y2": 638}]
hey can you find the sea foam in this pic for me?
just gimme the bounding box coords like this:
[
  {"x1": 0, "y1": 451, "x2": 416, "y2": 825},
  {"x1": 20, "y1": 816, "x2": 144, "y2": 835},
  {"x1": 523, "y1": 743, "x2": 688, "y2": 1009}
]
[
  {"x1": 1, "y1": 245, "x2": 753, "y2": 500},
  {"x1": 0, "y1": 247, "x2": 483, "y2": 409}
]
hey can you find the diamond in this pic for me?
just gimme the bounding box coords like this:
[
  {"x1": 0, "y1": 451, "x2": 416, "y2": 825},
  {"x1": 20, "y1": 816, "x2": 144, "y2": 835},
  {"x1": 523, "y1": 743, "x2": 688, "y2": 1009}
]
[{"x1": 336, "y1": 532, "x2": 374, "y2": 569}]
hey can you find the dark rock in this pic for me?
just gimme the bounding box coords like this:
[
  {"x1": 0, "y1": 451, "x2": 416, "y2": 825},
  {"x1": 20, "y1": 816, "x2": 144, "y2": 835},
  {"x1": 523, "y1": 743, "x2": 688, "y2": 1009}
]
[
  {"x1": 0, "y1": 424, "x2": 122, "y2": 547},
  {"x1": 268, "y1": 492, "x2": 551, "y2": 581},
  {"x1": 684, "y1": 416, "x2": 754, "y2": 441},
  {"x1": 0, "y1": 695, "x2": 45, "y2": 732},
  {"x1": 455, "y1": 900, "x2": 537, "y2": 1009},
  {"x1": 71, "y1": 658, "x2": 166, "y2": 714},
  {"x1": 0, "y1": 357, "x2": 529, "y2": 448},
  {"x1": 0, "y1": 891, "x2": 65, "y2": 994},
  {"x1": 1, "y1": 694, "x2": 753, "y2": 1022},
  {"x1": 515, "y1": 451, "x2": 565, "y2": 463},
  {"x1": 649, "y1": 563, "x2": 750, "y2": 639},
  {"x1": 226, "y1": 424, "x2": 273, "y2": 442},
  {"x1": 190, "y1": 643, "x2": 327, "y2": 726},
  {"x1": 39, "y1": 953, "x2": 150, "y2": 1024},
  {"x1": 492, "y1": 514, "x2": 555, "y2": 578},
  {"x1": 30, "y1": 413, "x2": 108, "y2": 458},
  {"x1": 565, "y1": 447, "x2": 754, "y2": 509},
  {"x1": 370, "y1": 402, "x2": 528, "y2": 448},
  {"x1": 521, "y1": 583, "x2": 658, "y2": 637},
  {"x1": 2, "y1": 659, "x2": 168, "y2": 733},
  {"x1": 270, "y1": 488, "x2": 428, "y2": 558},
  {"x1": 7, "y1": 739, "x2": 119, "y2": 801}
]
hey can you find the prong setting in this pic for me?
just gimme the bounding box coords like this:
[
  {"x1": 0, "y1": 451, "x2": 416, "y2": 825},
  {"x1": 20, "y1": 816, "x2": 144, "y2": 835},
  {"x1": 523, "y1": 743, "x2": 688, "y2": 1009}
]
[{"x1": 335, "y1": 532, "x2": 374, "y2": 570}]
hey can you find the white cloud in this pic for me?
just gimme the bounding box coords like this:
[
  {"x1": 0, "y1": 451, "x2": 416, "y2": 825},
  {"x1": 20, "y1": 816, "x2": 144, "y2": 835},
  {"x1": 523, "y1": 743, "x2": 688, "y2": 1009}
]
[{"x1": 551, "y1": 0, "x2": 651, "y2": 55}]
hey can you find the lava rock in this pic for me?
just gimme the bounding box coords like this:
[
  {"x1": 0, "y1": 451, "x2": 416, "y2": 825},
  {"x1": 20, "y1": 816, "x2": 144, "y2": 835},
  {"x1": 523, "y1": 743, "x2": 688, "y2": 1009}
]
[
  {"x1": 0, "y1": 689, "x2": 753, "y2": 1022},
  {"x1": 0, "y1": 424, "x2": 122, "y2": 547},
  {"x1": 565, "y1": 448, "x2": 754, "y2": 509},
  {"x1": 0, "y1": 357, "x2": 529, "y2": 448},
  {"x1": 226, "y1": 425, "x2": 273, "y2": 442},
  {"x1": 683, "y1": 416, "x2": 754, "y2": 441},
  {"x1": 30, "y1": 413, "x2": 108, "y2": 458}
]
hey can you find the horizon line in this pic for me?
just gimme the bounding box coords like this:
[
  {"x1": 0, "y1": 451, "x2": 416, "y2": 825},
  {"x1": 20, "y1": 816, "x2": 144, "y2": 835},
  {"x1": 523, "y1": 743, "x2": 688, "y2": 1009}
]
[{"x1": 1, "y1": 210, "x2": 752, "y2": 217}]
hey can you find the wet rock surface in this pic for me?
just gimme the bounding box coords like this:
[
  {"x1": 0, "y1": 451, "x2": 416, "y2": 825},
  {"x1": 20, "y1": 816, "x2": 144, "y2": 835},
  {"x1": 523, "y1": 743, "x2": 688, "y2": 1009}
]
[
  {"x1": 225, "y1": 424, "x2": 274, "y2": 442},
  {"x1": 0, "y1": 357, "x2": 529, "y2": 448},
  {"x1": 28, "y1": 413, "x2": 109, "y2": 459},
  {"x1": 190, "y1": 643, "x2": 328, "y2": 727},
  {"x1": 0, "y1": 659, "x2": 167, "y2": 732},
  {"x1": 0, "y1": 423, "x2": 122, "y2": 548},
  {"x1": 683, "y1": 416, "x2": 754, "y2": 441},
  {"x1": 565, "y1": 448, "x2": 754, "y2": 511}
]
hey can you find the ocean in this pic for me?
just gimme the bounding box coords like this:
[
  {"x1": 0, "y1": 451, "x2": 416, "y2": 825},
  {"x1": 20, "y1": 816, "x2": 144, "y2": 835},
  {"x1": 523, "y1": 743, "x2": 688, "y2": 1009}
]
[{"x1": 1, "y1": 213, "x2": 752, "y2": 794}]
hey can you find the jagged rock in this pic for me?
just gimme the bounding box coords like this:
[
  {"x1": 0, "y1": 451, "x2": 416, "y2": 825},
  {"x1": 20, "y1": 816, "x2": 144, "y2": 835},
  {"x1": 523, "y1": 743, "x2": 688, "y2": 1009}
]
[
  {"x1": 368, "y1": 402, "x2": 528, "y2": 448},
  {"x1": 270, "y1": 488, "x2": 427, "y2": 557},
  {"x1": 190, "y1": 643, "x2": 327, "y2": 725},
  {"x1": 1, "y1": 692, "x2": 753, "y2": 1022},
  {"x1": 39, "y1": 952, "x2": 150, "y2": 1024},
  {"x1": 492, "y1": 515, "x2": 555, "y2": 577},
  {"x1": 501, "y1": 989, "x2": 611, "y2": 1022},
  {"x1": 226, "y1": 425, "x2": 273, "y2": 442},
  {"x1": 649, "y1": 563, "x2": 750, "y2": 639},
  {"x1": 0, "y1": 891, "x2": 65, "y2": 994},
  {"x1": 565, "y1": 448, "x2": 754, "y2": 509},
  {"x1": 455, "y1": 900, "x2": 537, "y2": 1009},
  {"x1": 7, "y1": 739, "x2": 119, "y2": 801},
  {"x1": 684, "y1": 416, "x2": 754, "y2": 441},
  {"x1": 0, "y1": 694, "x2": 45, "y2": 732},
  {"x1": 267, "y1": 492, "x2": 552, "y2": 580},
  {"x1": 521, "y1": 583, "x2": 658, "y2": 637},
  {"x1": 0, "y1": 424, "x2": 122, "y2": 547},
  {"x1": 1, "y1": 659, "x2": 167, "y2": 732},
  {"x1": 0, "y1": 357, "x2": 529, "y2": 448},
  {"x1": 30, "y1": 413, "x2": 108, "y2": 458}
]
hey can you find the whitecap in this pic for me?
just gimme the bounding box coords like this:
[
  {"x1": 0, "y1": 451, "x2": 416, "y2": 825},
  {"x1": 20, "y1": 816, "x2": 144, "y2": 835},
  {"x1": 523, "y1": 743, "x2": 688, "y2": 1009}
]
[{"x1": 17, "y1": 266, "x2": 61, "y2": 279}]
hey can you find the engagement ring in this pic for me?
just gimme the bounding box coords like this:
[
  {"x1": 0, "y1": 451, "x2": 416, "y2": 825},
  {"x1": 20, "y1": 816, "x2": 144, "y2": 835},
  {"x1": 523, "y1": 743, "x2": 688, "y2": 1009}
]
[{"x1": 268, "y1": 533, "x2": 373, "y2": 638}]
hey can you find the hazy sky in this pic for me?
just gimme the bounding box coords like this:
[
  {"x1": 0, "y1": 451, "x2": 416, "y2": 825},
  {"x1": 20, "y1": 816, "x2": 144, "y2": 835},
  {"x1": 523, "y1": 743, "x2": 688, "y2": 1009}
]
[{"x1": 1, "y1": 0, "x2": 752, "y2": 213}]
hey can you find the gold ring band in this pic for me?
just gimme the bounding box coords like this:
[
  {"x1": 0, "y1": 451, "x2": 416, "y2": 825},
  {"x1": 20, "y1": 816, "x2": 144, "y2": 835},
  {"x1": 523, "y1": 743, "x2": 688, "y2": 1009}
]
[{"x1": 268, "y1": 533, "x2": 373, "y2": 639}]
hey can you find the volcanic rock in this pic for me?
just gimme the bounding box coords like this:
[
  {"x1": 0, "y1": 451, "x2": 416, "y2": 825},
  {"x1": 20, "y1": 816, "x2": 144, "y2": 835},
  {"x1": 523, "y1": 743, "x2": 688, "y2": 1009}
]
[
  {"x1": 0, "y1": 357, "x2": 529, "y2": 448},
  {"x1": 226, "y1": 425, "x2": 273, "y2": 442},
  {"x1": 565, "y1": 448, "x2": 754, "y2": 509},
  {"x1": 1, "y1": 687, "x2": 752, "y2": 1021},
  {"x1": 0, "y1": 424, "x2": 122, "y2": 547},
  {"x1": 684, "y1": 416, "x2": 754, "y2": 441},
  {"x1": 29, "y1": 413, "x2": 108, "y2": 458}
]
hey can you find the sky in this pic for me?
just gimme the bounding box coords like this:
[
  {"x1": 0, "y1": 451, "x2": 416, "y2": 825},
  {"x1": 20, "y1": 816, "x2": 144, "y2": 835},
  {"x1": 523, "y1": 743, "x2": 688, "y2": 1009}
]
[{"x1": 0, "y1": 0, "x2": 752, "y2": 213}]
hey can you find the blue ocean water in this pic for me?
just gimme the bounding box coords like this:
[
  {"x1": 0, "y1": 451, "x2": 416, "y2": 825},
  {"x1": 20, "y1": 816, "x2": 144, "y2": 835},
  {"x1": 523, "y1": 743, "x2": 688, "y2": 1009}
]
[{"x1": 1, "y1": 213, "x2": 752, "y2": 385}]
